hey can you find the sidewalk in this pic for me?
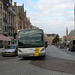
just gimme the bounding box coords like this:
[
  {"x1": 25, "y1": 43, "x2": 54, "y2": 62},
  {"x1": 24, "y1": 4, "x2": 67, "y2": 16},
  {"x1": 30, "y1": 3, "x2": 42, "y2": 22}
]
[{"x1": 0, "y1": 48, "x2": 4, "y2": 53}]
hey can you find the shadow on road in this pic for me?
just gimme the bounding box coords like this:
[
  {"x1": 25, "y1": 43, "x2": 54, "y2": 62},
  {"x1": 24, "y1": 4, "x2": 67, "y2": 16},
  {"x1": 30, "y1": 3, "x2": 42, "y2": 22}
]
[{"x1": 19, "y1": 57, "x2": 46, "y2": 61}]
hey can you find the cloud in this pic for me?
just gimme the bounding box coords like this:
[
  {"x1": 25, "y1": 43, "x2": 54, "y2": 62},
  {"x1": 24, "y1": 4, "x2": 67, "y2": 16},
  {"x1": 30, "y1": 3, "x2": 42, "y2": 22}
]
[
  {"x1": 68, "y1": 0, "x2": 75, "y2": 3},
  {"x1": 13, "y1": 0, "x2": 74, "y2": 37},
  {"x1": 31, "y1": 0, "x2": 74, "y2": 36}
]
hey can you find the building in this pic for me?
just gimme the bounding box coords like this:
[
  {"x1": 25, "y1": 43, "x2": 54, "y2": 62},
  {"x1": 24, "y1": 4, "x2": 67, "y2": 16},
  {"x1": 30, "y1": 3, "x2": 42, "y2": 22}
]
[
  {"x1": 67, "y1": 30, "x2": 75, "y2": 41},
  {"x1": 45, "y1": 34, "x2": 56, "y2": 44},
  {"x1": 0, "y1": 0, "x2": 8, "y2": 34},
  {"x1": 62, "y1": 36, "x2": 66, "y2": 42},
  {"x1": 13, "y1": 2, "x2": 25, "y2": 34},
  {"x1": 0, "y1": 0, "x2": 16, "y2": 36},
  {"x1": 33, "y1": 26, "x2": 39, "y2": 29},
  {"x1": 12, "y1": 2, "x2": 35, "y2": 44},
  {"x1": 67, "y1": 4, "x2": 75, "y2": 41},
  {"x1": 59, "y1": 38, "x2": 62, "y2": 41},
  {"x1": 0, "y1": 0, "x2": 16, "y2": 47}
]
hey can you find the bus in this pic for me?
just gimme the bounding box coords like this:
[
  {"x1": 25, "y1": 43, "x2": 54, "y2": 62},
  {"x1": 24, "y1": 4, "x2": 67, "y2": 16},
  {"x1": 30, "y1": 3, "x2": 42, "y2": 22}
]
[{"x1": 17, "y1": 29, "x2": 46, "y2": 58}]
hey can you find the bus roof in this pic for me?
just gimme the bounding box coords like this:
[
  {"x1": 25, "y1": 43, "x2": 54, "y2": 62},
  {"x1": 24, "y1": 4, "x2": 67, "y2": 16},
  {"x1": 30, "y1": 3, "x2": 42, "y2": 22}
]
[
  {"x1": 18, "y1": 29, "x2": 43, "y2": 32},
  {"x1": 18, "y1": 29, "x2": 44, "y2": 33}
]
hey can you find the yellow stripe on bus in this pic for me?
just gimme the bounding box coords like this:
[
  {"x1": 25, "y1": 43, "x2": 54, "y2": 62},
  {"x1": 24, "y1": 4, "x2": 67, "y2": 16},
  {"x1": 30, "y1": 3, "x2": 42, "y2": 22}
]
[{"x1": 34, "y1": 48, "x2": 39, "y2": 56}]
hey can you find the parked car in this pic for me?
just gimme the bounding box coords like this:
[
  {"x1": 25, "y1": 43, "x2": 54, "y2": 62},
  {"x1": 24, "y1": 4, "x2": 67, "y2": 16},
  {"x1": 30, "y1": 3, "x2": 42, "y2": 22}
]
[
  {"x1": 69, "y1": 40, "x2": 75, "y2": 51},
  {"x1": 2, "y1": 45, "x2": 18, "y2": 57}
]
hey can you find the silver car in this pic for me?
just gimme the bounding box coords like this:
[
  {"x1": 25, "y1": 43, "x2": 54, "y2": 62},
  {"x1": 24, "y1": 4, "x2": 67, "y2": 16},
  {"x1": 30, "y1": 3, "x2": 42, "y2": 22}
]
[{"x1": 2, "y1": 45, "x2": 18, "y2": 57}]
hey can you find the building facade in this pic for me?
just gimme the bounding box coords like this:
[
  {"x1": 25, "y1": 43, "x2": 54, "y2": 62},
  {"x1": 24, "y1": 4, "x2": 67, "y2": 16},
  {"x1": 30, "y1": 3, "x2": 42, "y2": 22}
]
[
  {"x1": 67, "y1": 5, "x2": 75, "y2": 41},
  {"x1": 0, "y1": 0, "x2": 16, "y2": 47},
  {"x1": 45, "y1": 34, "x2": 56, "y2": 44},
  {"x1": 0, "y1": 0, "x2": 16, "y2": 37},
  {"x1": 62, "y1": 36, "x2": 66, "y2": 42},
  {"x1": 12, "y1": 2, "x2": 35, "y2": 44}
]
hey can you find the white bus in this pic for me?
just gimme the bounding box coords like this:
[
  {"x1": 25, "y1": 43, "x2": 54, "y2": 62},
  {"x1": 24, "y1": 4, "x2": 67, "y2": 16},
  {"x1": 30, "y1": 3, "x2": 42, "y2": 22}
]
[{"x1": 18, "y1": 29, "x2": 46, "y2": 58}]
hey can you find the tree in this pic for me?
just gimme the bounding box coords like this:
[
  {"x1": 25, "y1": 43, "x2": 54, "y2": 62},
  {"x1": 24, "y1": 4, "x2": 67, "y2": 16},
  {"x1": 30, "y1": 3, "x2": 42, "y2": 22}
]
[{"x1": 52, "y1": 34, "x2": 59, "y2": 43}]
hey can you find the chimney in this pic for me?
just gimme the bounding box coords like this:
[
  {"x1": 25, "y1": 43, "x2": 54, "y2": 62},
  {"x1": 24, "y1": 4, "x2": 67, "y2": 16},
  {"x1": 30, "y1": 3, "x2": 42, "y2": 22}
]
[
  {"x1": 14, "y1": 2, "x2": 17, "y2": 7},
  {"x1": 22, "y1": 3, "x2": 24, "y2": 8}
]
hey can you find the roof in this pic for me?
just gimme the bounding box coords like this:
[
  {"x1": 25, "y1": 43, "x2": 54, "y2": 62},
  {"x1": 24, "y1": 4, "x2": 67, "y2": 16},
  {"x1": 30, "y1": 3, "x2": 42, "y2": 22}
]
[
  {"x1": 47, "y1": 34, "x2": 56, "y2": 37},
  {"x1": 63, "y1": 36, "x2": 66, "y2": 38},
  {"x1": 0, "y1": 34, "x2": 11, "y2": 41},
  {"x1": 13, "y1": 6, "x2": 23, "y2": 13}
]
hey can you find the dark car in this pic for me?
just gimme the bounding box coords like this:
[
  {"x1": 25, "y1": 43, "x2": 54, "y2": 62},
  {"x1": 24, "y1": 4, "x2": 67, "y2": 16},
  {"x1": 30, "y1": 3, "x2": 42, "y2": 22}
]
[
  {"x1": 69, "y1": 40, "x2": 75, "y2": 51},
  {"x1": 2, "y1": 45, "x2": 18, "y2": 57}
]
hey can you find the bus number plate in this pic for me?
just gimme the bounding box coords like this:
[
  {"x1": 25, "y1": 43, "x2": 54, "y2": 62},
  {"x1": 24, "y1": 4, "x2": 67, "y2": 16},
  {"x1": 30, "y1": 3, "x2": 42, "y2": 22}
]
[{"x1": 30, "y1": 54, "x2": 33, "y2": 56}]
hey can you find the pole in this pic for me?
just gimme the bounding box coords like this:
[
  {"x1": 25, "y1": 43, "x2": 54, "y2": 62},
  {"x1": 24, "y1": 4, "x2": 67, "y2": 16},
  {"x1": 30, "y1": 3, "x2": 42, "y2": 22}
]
[{"x1": 74, "y1": 4, "x2": 75, "y2": 29}]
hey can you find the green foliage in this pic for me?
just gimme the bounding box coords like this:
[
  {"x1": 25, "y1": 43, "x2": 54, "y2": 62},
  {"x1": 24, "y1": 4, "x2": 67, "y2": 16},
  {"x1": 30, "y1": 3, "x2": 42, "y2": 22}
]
[{"x1": 52, "y1": 34, "x2": 59, "y2": 43}]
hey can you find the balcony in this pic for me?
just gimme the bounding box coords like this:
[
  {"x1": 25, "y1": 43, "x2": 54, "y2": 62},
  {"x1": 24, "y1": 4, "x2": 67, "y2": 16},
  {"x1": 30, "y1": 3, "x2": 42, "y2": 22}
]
[
  {"x1": 3, "y1": 31, "x2": 8, "y2": 36},
  {"x1": 6, "y1": 23, "x2": 14, "y2": 29}
]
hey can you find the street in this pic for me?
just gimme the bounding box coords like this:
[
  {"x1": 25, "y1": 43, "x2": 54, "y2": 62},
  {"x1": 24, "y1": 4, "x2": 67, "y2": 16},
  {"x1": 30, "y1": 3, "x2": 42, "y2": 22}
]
[{"x1": 0, "y1": 45, "x2": 75, "y2": 75}]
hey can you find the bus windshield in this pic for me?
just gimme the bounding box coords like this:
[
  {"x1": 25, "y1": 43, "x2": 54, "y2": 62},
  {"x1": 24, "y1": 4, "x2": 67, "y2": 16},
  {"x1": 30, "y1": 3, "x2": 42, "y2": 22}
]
[{"x1": 18, "y1": 33, "x2": 44, "y2": 48}]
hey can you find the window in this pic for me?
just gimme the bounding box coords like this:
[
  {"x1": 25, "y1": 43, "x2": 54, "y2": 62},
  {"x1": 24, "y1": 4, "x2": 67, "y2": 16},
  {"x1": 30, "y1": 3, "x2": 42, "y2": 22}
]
[
  {"x1": 0, "y1": 3, "x2": 2, "y2": 8},
  {"x1": 0, "y1": 3, "x2": 2, "y2": 13},
  {"x1": 4, "y1": 27, "x2": 6, "y2": 32}
]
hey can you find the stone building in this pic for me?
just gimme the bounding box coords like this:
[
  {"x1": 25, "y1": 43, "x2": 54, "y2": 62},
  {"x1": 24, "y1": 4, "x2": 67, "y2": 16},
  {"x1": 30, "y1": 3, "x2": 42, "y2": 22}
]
[
  {"x1": 0, "y1": 0, "x2": 16, "y2": 36},
  {"x1": 67, "y1": 30, "x2": 75, "y2": 41},
  {"x1": 45, "y1": 34, "x2": 56, "y2": 44},
  {"x1": 67, "y1": 5, "x2": 75, "y2": 41},
  {"x1": 0, "y1": 0, "x2": 16, "y2": 47}
]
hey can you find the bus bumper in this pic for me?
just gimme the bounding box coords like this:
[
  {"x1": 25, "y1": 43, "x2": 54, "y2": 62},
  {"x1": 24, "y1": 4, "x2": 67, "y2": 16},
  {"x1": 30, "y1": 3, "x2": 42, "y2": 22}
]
[{"x1": 18, "y1": 52, "x2": 46, "y2": 58}]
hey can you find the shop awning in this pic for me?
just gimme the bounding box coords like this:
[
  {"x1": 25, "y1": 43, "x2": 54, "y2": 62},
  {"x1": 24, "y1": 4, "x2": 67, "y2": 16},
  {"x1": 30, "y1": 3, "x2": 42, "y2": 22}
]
[{"x1": 0, "y1": 34, "x2": 11, "y2": 41}]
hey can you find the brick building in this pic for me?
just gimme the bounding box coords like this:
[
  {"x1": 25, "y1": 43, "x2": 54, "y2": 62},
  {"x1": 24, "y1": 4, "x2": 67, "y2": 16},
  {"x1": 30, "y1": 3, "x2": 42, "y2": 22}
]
[
  {"x1": 12, "y1": 2, "x2": 34, "y2": 43},
  {"x1": 62, "y1": 36, "x2": 66, "y2": 42}
]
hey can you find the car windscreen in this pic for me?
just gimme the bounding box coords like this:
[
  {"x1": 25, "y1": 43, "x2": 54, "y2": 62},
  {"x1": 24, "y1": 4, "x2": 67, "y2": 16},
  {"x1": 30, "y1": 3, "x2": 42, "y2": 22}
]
[
  {"x1": 6, "y1": 45, "x2": 16, "y2": 49},
  {"x1": 18, "y1": 33, "x2": 44, "y2": 48}
]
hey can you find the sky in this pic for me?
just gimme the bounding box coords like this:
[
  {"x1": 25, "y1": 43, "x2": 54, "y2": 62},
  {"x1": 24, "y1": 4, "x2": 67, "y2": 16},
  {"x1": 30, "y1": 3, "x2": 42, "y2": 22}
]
[{"x1": 13, "y1": 0, "x2": 75, "y2": 38}]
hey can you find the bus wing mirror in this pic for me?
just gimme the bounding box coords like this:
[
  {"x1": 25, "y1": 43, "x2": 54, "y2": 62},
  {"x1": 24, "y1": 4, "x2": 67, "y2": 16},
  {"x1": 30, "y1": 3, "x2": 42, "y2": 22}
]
[{"x1": 45, "y1": 42, "x2": 48, "y2": 48}]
